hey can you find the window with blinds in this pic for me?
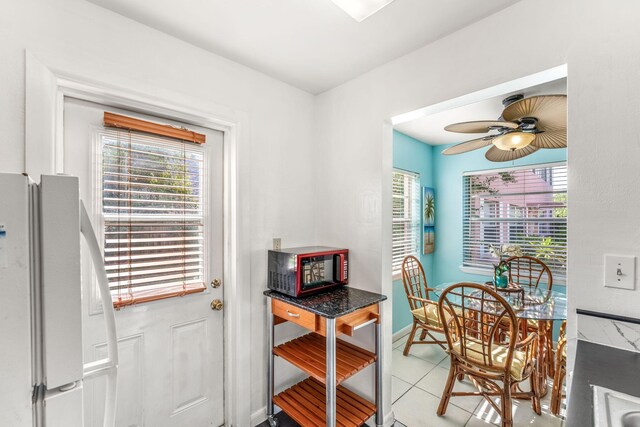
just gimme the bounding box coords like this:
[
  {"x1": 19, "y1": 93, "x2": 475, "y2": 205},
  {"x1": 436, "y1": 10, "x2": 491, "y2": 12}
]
[
  {"x1": 100, "y1": 128, "x2": 207, "y2": 308},
  {"x1": 462, "y1": 163, "x2": 567, "y2": 280},
  {"x1": 392, "y1": 169, "x2": 421, "y2": 276}
]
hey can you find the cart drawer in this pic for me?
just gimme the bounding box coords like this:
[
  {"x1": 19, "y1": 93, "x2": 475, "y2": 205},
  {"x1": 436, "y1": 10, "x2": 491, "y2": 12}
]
[
  {"x1": 316, "y1": 304, "x2": 379, "y2": 337},
  {"x1": 272, "y1": 299, "x2": 317, "y2": 331}
]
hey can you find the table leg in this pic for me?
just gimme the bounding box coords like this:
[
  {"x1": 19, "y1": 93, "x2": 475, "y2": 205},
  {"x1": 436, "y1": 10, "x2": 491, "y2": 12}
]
[
  {"x1": 326, "y1": 318, "x2": 337, "y2": 427},
  {"x1": 375, "y1": 305, "x2": 383, "y2": 427},
  {"x1": 267, "y1": 302, "x2": 277, "y2": 427},
  {"x1": 546, "y1": 320, "x2": 556, "y2": 379},
  {"x1": 537, "y1": 320, "x2": 551, "y2": 398}
]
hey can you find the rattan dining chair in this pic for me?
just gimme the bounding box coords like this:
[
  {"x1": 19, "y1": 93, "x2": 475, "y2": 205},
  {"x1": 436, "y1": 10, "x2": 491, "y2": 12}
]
[
  {"x1": 504, "y1": 256, "x2": 553, "y2": 292},
  {"x1": 400, "y1": 256, "x2": 448, "y2": 355},
  {"x1": 503, "y1": 255, "x2": 556, "y2": 376},
  {"x1": 551, "y1": 320, "x2": 567, "y2": 416},
  {"x1": 437, "y1": 283, "x2": 541, "y2": 427}
]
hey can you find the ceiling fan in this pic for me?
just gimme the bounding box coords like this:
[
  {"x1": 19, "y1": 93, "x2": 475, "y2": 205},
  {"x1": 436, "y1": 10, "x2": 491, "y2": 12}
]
[{"x1": 442, "y1": 94, "x2": 567, "y2": 162}]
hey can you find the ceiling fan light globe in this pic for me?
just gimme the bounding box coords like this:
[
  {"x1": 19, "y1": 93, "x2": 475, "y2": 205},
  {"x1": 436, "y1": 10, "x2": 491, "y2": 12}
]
[{"x1": 492, "y1": 132, "x2": 535, "y2": 151}]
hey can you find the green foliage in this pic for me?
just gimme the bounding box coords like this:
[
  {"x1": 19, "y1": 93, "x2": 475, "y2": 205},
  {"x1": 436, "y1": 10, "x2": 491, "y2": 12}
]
[
  {"x1": 528, "y1": 235, "x2": 566, "y2": 268},
  {"x1": 146, "y1": 158, "x2": 193, "y2": 196},
  {"x1": 470, "y1": 171, "x2": 517, "y2": 195},
  {"x1": 553, "y1": 193, "x2": 567, "y2": 218}
]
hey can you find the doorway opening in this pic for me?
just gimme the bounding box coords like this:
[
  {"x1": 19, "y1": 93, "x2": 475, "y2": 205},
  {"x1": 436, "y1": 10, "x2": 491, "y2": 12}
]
[{"x1": 388, "y1": 68, "x2": 568, "y2": 426}]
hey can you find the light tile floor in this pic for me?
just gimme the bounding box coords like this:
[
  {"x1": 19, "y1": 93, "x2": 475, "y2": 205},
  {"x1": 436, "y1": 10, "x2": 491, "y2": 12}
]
[{"x1": 392, "y1": 331, "x2": 566, "y2": 427}]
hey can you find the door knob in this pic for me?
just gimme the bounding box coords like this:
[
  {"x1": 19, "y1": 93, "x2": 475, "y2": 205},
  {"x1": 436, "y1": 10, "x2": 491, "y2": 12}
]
[
  {"x1": 210, "y1": 299, "x2": 224, "y2": 311},
  {"x1": 211, "y1": 279, "x2": 222, "y2": 288}
]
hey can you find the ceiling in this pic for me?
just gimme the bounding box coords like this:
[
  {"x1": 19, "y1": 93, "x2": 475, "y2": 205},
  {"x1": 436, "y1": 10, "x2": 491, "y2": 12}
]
[
  {"x1": 85, "y1": 0, "x2": 522, "y2": 94},
  {"x1": 395, "y1": 78, "x2": 567, "y2": 145}
]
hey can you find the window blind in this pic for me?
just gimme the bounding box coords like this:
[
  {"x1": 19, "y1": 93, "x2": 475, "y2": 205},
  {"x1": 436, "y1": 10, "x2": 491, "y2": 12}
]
[
  {"x1": 392, "y1": 170, "x2": 421, "y2": 276},
  {"x1": 462, "y1": 163, "x2": 567, "y2": 280},
  {"x1": 101, "y1": 128, "x2": 207, "y2": 308}
]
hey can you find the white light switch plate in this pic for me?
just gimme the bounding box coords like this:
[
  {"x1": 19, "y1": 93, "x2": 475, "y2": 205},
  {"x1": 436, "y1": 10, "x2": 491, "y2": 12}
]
[{"x1": 604, "y1": 255, "x2": 636, "y2": 290}]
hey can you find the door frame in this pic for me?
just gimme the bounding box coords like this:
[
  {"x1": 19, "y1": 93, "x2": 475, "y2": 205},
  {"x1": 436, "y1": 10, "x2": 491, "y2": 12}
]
[{"x1": 25, "y1": 51, "x2": 251, "y2": 426}]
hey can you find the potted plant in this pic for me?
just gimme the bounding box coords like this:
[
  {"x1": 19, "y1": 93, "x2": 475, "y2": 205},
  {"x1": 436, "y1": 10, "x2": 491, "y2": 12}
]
[{"x1": 488, "y1": 244, "x2": 523, "y2": 288}]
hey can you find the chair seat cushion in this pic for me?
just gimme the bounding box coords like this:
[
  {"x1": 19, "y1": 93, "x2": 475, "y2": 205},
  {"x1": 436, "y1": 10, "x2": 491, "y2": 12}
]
[
  {"x1": 411, "y1": 303, "x2": 442, "y2": 328},
  {"x1": 411, "y1": 303, "x2": 461, "y2": 328},
  {"x1": 451, "y1": 340, "x2": 528, "y2": 381}
]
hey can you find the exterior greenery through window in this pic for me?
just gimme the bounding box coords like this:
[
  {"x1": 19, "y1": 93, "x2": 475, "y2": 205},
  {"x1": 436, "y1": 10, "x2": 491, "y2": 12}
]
[
  {"x1": 100, "y1": 129, "x2": 206, "y2": 306},
  {"x1": 462, "y1": 163, "x2": 567, "y2": 280},
  {"x1": 392, "y1": 169, "x2": 420, "y2": 276}
]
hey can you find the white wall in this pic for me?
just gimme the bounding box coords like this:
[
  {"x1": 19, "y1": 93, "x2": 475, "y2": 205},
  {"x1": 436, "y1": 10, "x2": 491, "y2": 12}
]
[
  {"x1": 4, "y1": 0, "x2": 640, "y2": 424},
  {"x1": 0, "y1": 0, "x2": 316, "y2": 425},
  {"x1": 315, "y1": 0, "x2": 640, "y2": 419}
]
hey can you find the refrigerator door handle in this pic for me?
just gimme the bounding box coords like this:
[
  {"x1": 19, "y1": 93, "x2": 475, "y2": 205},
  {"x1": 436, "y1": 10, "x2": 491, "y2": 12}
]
[{"x1": 80, "y1": 201, "x2": 118, "y2": 427}]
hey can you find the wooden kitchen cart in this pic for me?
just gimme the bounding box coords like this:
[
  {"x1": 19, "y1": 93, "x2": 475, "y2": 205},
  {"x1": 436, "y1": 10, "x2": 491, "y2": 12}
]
[{"x1": 264, "y1": 288, "x2": 387, "y2": 427}]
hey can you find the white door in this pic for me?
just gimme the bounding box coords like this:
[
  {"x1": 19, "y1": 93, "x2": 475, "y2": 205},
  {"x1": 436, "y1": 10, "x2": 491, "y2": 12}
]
[{"x1": 63, "y1": 98, "x2": 225, "y2": 427}]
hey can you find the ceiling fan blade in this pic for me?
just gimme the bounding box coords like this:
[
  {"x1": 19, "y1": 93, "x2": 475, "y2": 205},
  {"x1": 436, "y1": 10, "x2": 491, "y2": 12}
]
[
  {"x1": 502, "y1": 95, "x2": 567, "y2": 132},
  {"x1": 444, "y1": 120, "x2": 518, "y2": 133},
  {"x1": 441, "y1": 137, "x2": 494, "y2": 155},
  {"x1": 485, "y1": 144, "x2": 539, "y2": 162},
  {"x1": 530, "y1": 130, "x2": 567, "y2": 149}
]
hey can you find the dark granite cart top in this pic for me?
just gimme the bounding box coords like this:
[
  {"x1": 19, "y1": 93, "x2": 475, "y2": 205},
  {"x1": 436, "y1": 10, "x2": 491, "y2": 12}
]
[{"x1": 264, "y1": 287, "x2": 387, "y2": 319}]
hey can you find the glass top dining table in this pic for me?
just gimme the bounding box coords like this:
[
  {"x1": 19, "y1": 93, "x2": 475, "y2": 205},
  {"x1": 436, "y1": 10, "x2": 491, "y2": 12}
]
[{"x1": 431, "y1": 282, "x2": 567, "y2": 321}]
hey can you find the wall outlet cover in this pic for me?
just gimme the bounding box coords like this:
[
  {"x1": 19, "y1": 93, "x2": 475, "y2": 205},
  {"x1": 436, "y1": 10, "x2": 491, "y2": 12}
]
[
  {"x1": 604, "y1": 254, "x2": 636, "y2": 290},
  {"x1": 272, "y1": 238, "x2": 281, "y2": 250}
]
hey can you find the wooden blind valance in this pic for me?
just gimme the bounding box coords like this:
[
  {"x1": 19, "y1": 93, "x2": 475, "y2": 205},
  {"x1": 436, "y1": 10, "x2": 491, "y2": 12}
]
[{"x1": 104, "y1": 112, "x2": 206, "y2": 144}]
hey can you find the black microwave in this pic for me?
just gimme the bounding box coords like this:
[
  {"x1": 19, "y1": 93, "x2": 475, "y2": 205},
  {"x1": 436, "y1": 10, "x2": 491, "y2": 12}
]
[{"x1": 268, "y1": 246, "x2": 348, "y2": 297}]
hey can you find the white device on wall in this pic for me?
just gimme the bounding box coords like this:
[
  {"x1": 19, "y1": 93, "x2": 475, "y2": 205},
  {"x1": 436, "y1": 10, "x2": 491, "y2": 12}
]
[
  {"x1": 604, "y1": 254, "x2": 637, "y2": 290},
  {"x1": 0, "y1": 173, "x2": 118, "y2": 427}
]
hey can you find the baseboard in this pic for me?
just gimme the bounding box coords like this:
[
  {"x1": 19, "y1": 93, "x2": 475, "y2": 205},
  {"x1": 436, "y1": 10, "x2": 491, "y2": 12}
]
[
  {"x1": 392, "y1": 324, "x2": 412, "y2": 343},
  {"x1": 384, "y1": 411, "x2": 396, "y2": 427},
  {"x1": 250, "y1": 407, "x2": 267, "y2": 427}
]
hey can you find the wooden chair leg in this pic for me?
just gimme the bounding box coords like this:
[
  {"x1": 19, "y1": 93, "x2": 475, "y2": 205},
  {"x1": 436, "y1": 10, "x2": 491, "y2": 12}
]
[
  {"x1": 403, "y1": 321, "x2": 419, "y2": 356},
  {"x1": 530, "y1": 369, "x2": 542, "y2": 415},
  {"x1": 419, "y1": 329, "x2": 427, "y2": 341},
  {"x1": 501, "y1": 378, "x2": 513, "y2": 427},
  {"x1": 437, "y1": 363, "x2": 457, "y2": 416}
]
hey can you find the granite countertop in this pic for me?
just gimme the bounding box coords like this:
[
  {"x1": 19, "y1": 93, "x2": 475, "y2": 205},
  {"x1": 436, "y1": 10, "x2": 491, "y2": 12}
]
[
  {"x1": 264, "y1": 287, "x2": 387, "y2": 319},
  {"x1": 567, "y1": 340, "x2": 640, "y2": 426}
]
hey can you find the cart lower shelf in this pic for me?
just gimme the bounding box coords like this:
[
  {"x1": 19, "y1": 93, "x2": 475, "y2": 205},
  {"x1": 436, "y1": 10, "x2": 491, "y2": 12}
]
[
  {"x1": 273, "y1": 377, "x2": 375, "y2": 427},
  {"x1": 273, "y1": 333, "x2": 376, "y2": 385}
]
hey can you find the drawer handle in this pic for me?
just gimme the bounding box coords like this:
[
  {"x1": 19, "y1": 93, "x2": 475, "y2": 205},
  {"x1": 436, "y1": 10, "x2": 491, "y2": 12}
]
[
  {"x1": 286, "y1": 311, "x2": 300, "y2": 318},
  {"x1": 343, "y1": 313, "x2": 380, "y2": 336}
]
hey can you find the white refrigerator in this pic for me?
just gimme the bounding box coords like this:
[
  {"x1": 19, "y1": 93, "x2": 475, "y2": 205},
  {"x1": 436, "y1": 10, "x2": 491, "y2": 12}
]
[{"x1": 0, "y1": 173, "x2": 118, "y2": 427}]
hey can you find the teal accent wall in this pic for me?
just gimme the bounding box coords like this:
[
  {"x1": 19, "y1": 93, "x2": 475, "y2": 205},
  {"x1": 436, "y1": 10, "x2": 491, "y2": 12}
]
[
  {"x1": 392, "y1": 130, "x2": 568, "y2": 335},
  {"x1": 392, "y1": 131, "x2": 434, "y2": 333}
]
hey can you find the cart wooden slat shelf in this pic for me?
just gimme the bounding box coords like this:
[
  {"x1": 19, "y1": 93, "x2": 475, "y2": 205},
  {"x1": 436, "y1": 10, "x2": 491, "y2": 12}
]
[
  {"x1": 273, "y1": 333, "x2": 376, "y2": 385},
  {"x1": 273, "y1": 377, "x2": 376, "y2": 427}
]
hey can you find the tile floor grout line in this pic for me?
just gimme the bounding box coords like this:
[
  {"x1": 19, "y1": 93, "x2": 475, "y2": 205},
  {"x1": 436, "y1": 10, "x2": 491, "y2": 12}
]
[
  {"x1": 393, "y1": 382, "x2": 474, "y2": 427},
  {"x1": 392, "y1": 382, "x2": 415, "y2": 405},
  {"x1": 411, "y1": 381, "x2": 483, "y2": 416}
]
